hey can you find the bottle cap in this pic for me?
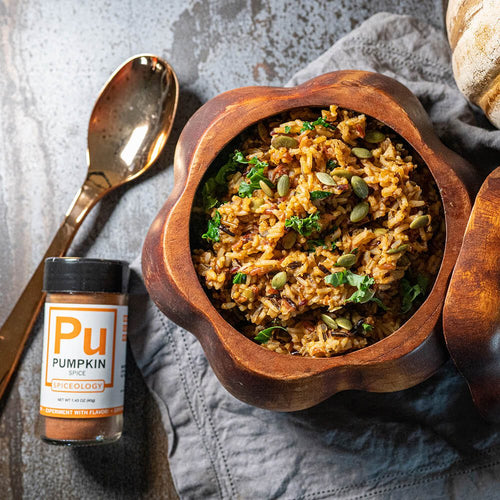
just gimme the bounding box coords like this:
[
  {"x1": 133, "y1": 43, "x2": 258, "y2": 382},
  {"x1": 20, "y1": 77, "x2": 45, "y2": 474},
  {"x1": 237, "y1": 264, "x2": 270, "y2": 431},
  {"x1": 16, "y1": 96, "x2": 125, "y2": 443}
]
[{"x1": 43, "y1": 257, "x2": 129, "y2": 294}]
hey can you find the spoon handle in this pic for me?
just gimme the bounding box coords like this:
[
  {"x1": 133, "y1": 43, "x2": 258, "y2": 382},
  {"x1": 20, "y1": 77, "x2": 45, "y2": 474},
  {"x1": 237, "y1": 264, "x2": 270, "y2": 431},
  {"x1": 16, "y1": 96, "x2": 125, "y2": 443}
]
[{"x1": 0, "y1": 179, "x2": 104, "y2": 402}]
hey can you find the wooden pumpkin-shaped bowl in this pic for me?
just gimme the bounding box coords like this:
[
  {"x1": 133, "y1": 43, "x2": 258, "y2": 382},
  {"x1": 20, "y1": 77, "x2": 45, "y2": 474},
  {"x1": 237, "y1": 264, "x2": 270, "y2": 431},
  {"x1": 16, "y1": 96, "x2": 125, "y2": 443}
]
[{"x1": 142, "y1": 71, "x2": 475, "y2": 411}]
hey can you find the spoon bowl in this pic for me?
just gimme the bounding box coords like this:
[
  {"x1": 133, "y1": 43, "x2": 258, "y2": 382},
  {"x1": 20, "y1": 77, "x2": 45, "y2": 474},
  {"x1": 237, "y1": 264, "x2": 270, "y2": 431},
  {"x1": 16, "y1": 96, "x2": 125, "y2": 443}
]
[
  {"x1": 88, "y1": 54, "x2": 178, "y2": 189},
  {"x1": 0, "y1": 54, "x2": 178, "y2": 402}
]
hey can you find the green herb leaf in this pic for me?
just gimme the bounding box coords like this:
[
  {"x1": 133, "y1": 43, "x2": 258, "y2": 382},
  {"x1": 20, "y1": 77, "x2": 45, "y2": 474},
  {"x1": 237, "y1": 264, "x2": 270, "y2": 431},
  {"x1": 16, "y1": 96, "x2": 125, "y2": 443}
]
[
  {"x1": 202, "y1": 178, "x2": 219, "y2": 211},
  {"x1": 300, "y1": 121, "x2": 315, "y2": 132},
  {"x1": 214, "y1": 158, "x2": 237, "y2": 184},
  {"x1": 400, "y1": 274, "x2": 428, "y2": 313},
  {"x1": 362, "y1": 323, "x2": 373, "y2": 332},
  {"x1": 284, "y1": 212, "x2": 321, "y2": 236},
  {"x1": 306, "y1": 239, "x2": 326, "y2": 252},
  {"x1": 232, "y1": 272, "x2": 247, "y2": 284},
  {"x1": 254, "y1": 325, "x2": 288, "y2": 344},
  {"x1": 201, "y1": 151, "x2": 244, "y2": 211},
  {"x1": 237, "y1": 157, "x2": 272, "y2": 198},
  {"x1": 237, "y1": 179, "x2": 256, "y2": 197},
  {"x1": 310, "y1": 190, "x2": 332, "y2": 200},
  {"x1": 237, "y1": 179, "x2": 255, "y2": 197},
  {"x1": 233, "y1": 150, "x2": 248, "y2": 164},
  {"x1": 325, "y1": 270, "x2": 386, "y2": 309},
  {"x1": 327, "y1": 159, "x2": 339, "y2": 170},
  {"x1": 325, "y1": 269, "x2": 375, "y2": 290},
  {"x1": 370, "y1": 296, "x2": 388, "y2": 311},
  {"x1": 312, "y1": 117, "x2": 335, "y2": 129},
  {"x1": 345, "y1": 271, "x2": 374, "y2": 290},
  {"x1": 202, "y1": 210, "x2": 221, "y2": 243},
  {"x1": 417, "y1": 273, "x2": 429, "y2": 293},
  {"x1": 284, "y1": 125, "x2": 291, "y2": 133},
  {"x1": 300, "y1": 117, "x2": 335, "y2": 132},
  {"x1": 347, "y1": 287, "x2": 375, "y2": 304},
  {"x1": 325, "y1": 270, "x2": 346, "y2": 286}
]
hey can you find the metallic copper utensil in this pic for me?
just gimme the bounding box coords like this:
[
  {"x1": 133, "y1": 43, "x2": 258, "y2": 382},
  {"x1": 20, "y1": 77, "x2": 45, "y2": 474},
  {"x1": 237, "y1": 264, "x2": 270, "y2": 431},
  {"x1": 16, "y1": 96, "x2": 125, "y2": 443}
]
[{"x1": 0, "y1": 54, "x2": 178, "y2": 401}]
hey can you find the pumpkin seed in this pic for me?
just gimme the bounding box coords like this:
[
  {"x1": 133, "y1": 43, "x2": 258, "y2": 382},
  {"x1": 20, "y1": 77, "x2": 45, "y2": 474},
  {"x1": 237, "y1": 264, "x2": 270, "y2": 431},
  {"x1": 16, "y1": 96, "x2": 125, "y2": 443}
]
[
  {"x1": 331, "y1": 168, "x2": 353, "y2": 179},
  {"x1": 242, "y1": 288, "x2": 254, "y2": 300},
  {"x1": 350, "y1": 176, "x2": 369, "y2": 199},
  {"x1": 321, "y1": 314, "x2": 338, "y2": 330},
  {"x1": 282, "y1": 231, "x2": 296, "y2": 249},
  {"x1": 271, "y1": 135, "x2": 298, "y2": 149},
  {"x1": 251, "y1": 198, "x2": 264, "y2": 210},
  {"x1": 352, "y1": 147, "x2": 372, "y2": 159},
  {"x1": 350, "y1": 201, "x2": 370, "y2": 222},
  {"x1": 336, "y1": 253, "x2": 357, "y2": 268},
  {"x1": 336, "y1": 317, "x2": 353, "y2": 330},
  {"x1": 316, "y1": 172, "x2": 336, "y2": 186},
  {"x1": 409, "y1": 215, "x2": 429, "y2": 229},
  {"x1": 365, "y1": 130, "x2": 385, "y2": 143},
  {"x1": 271, "y1": 271, "x2": 288, "y2": 290},
  {"x1": 373, "y1": 227, "x2": 387, "y2": 236},
  {"x1": 277, "y1": 175, "x2": 290, "y2": 197},
  {"x1": 387, "y1": 244, "x2": 409, "y2": 255},
  {"x1": 259, "y1": 180, "x2": 274, "y2": 197}
]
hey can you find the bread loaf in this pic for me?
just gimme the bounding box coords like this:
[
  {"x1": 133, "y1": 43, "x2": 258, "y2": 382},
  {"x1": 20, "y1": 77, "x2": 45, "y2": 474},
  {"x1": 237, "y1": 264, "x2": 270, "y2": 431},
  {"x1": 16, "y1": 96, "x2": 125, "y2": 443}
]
[{"x1": 446, "y1": 0, "x2": 500, "y2": 128}]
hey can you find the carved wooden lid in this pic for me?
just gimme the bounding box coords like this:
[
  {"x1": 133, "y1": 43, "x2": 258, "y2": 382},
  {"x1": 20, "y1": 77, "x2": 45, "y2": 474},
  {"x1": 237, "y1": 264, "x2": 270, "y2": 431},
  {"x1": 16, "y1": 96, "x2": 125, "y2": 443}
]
[{"x1": 443, "y1": 167, "x2": 500, "y2": 422}]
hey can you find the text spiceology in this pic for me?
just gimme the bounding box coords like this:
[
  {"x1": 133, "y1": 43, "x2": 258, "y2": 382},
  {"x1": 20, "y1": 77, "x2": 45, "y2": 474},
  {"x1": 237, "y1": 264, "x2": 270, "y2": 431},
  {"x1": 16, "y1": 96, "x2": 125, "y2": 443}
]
[{"x1": 52, "y1": 358, "x2": 106, "y2": 369}]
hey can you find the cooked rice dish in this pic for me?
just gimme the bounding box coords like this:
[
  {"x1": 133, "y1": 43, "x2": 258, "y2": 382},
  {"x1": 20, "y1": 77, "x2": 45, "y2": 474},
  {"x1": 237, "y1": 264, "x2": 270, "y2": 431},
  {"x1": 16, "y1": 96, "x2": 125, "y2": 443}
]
[{"x1": 192, "y1": 106, "x2": 444, "y2": 357}]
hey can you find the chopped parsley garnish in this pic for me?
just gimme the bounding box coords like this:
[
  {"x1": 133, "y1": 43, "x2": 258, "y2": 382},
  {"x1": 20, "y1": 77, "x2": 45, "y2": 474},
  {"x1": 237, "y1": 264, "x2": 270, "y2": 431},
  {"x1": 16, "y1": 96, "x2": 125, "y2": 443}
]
[
  {"x1": 310, "y1": 190, "x2": 332, "y2": 200},
  {"x1": 325, "y1": 269, "x2": 373, "y2": 289},
  {"x1": 254, "y1": 325, "x2": 287, "y2": 344},
  {"x1": 300, "y1": 117, "x2": 335, "y2": 132},
  {"x1": 237, "y1": 156, "x2": 273, "y2": 198},
  {"x1": 232, "y1": 150, "x2": 248, "y2": 164},
  {"x1": 300, "y1": 121, "x2": 315, "y2": 132},
  {"x1": 284, "y1": 212, "x2": 321, "y2": 236},
  {"x1": 331, "y1": 239, "x2": 338, "y2": 250},
  {"x1": 400, "y1": 274, "x2": 429, "y2": 313},
  {"x1": 313, "y1": 117, "x2": 335, "y2": 129},
  {"x1": 284, "y1": 125, "x2": 291, "y2": 133},
  {"x1": 232, "y1": 272, "x2": 247, "y2": 284},
  {"x1": 362, "y1": 323, "x2": 373, "y2": 332},
  {"x1": 327, "y1": 159, "x2": 339, "y2": 170},
  {"x1": 325, "y1": 270, "x2": 387, "y2": 310},
  {"x1": 201, "y1": 210, "x2": 221, "y2": 243}
]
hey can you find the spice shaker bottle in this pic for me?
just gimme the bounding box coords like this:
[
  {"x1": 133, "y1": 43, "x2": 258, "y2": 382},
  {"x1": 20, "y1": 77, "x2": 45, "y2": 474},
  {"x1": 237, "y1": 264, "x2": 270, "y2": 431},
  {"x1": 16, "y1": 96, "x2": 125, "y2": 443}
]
[{"x1": 37, "y1": 257, "x2": 129, "y2": 445}]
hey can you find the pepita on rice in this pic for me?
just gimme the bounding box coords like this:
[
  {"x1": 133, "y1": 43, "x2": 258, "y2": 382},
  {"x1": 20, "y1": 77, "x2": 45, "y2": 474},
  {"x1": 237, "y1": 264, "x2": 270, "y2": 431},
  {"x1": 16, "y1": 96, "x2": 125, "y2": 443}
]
[{"x1": 192, "y1": 106, "x2": 444, "y2": 357}]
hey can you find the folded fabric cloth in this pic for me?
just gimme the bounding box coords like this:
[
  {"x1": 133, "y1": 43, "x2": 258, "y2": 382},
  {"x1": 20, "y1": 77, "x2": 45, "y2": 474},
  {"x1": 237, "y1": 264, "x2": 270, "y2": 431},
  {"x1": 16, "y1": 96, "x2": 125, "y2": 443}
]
[{"x1": 128, "y1": 13, "x2": 500, "y2": 500}]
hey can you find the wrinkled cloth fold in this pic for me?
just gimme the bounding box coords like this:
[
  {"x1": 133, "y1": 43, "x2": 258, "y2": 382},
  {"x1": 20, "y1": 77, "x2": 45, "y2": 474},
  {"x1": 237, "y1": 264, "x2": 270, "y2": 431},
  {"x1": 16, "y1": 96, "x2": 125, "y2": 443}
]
[{"x1": 128, "y1": 13, "x2": 500, "y2": 500}]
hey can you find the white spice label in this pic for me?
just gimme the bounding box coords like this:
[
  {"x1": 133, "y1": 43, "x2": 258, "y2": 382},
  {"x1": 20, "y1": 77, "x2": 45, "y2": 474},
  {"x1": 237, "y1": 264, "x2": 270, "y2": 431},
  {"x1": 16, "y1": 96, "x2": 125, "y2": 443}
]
[{"x1": 39, "y1": 303, "x2": 128, "y2": 418}]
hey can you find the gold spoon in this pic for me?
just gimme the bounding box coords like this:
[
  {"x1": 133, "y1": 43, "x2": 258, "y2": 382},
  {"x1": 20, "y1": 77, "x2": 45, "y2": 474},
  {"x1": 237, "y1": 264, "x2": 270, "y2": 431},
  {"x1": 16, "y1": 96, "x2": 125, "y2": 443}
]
[{"x1": 0, "y1": 54, "x2": 178, "y2": 401}]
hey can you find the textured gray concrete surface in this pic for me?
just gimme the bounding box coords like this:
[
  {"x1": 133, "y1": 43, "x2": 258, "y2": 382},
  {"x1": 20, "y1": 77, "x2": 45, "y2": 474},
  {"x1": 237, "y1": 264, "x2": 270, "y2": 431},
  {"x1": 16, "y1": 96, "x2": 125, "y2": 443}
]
[{"x1": 0, "y1": 1, "x2": 446, "y2": 498}]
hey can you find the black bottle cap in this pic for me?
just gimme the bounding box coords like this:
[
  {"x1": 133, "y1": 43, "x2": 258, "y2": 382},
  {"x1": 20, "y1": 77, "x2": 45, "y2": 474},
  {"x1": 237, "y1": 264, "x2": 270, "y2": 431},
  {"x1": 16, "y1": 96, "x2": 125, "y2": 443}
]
[{"x1": 43, "y1": 257, "x2": 129, "y2": 294}]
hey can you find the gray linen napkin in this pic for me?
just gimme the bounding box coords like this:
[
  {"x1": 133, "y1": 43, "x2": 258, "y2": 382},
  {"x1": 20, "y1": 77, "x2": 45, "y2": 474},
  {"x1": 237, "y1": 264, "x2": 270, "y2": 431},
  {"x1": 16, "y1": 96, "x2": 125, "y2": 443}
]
[{"x1": 128, "y1": 13, "x2": 500, "y2": 500}]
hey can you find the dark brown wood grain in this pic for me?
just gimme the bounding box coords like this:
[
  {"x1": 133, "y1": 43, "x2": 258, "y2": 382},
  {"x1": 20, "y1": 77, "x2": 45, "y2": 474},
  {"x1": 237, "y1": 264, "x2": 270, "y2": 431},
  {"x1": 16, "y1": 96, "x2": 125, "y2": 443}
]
[
  {"x1": 443, "y1": 167, "x2": 500, "y2": 423},
  {"x1": 142, "y1": 70, "x2": 475, "y2": 411}
]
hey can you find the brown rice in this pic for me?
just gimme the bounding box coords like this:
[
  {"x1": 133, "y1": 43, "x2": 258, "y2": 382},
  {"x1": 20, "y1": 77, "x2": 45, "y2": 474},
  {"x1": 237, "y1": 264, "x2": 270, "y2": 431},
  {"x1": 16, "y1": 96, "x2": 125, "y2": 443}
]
[{"x1": 192, "y1": 106, "x2": 444, "y2": 357}]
